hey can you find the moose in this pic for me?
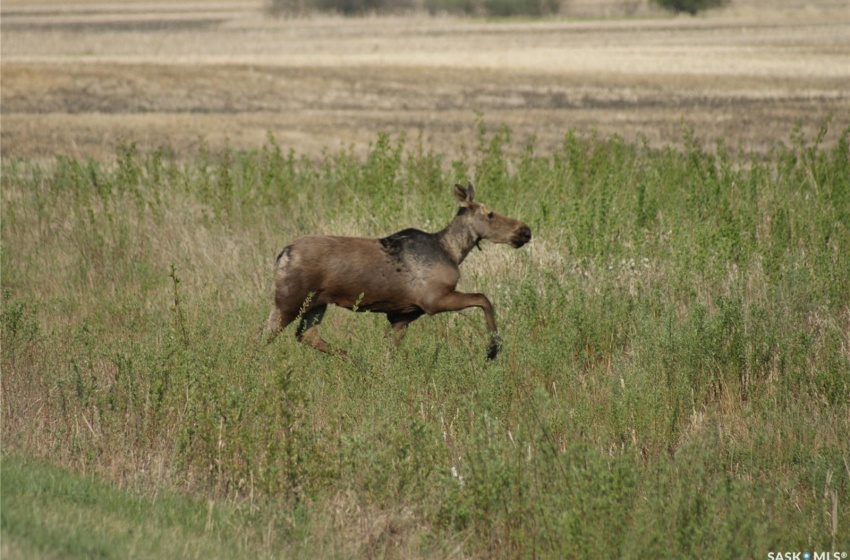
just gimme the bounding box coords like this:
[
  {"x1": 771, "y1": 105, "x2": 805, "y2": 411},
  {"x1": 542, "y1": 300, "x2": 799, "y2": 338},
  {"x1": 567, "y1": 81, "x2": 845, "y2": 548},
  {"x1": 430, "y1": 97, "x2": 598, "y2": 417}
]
[{"x1": 264, "y1": 183, "x2": 532, "y2": 360}]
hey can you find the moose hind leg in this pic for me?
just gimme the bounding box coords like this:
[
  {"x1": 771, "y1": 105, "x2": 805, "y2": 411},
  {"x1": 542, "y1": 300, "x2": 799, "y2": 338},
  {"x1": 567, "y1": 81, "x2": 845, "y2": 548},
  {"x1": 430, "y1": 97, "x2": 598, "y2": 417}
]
[
  {"x1": 296, "y1": 305, "x2": 345, "y2": 357},
  {"x1": 264, "y1": 306, "x2": 297, "y2": 344}
]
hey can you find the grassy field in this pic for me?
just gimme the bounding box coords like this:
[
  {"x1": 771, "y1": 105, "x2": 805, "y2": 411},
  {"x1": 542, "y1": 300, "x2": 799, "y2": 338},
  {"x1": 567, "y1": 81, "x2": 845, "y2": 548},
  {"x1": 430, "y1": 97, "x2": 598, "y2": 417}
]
[
  {"x1": 2, "y1": 454, "x2": 299, "y2": 559},
  {"x1": 3, "y1": 121, "x2": 849, "y2": 557}
]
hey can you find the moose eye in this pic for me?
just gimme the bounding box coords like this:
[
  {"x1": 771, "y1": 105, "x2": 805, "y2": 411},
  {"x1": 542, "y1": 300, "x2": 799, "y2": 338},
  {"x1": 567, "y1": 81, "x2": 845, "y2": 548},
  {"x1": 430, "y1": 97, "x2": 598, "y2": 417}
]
[{"x1": 487, "y1": 211, "x2": 495, "y2": 220}]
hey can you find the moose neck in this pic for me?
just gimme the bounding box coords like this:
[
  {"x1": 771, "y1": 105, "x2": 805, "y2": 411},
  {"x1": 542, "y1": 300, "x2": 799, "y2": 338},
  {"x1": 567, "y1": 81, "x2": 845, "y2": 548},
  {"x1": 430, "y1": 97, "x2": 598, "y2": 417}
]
[{"x1": 437, "y1": 212, "x2": 480, "y2": 265}]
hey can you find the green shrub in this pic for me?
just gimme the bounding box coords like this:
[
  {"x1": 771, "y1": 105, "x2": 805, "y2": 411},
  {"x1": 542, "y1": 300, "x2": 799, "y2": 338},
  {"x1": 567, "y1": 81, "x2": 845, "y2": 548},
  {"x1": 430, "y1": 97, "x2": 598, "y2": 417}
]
[
  {"x1": 270, "y1": 0, "x2": 560, "y2": 17},
  {"x1": 483, "y1": 0, "x2": 559, "y2": 17},
  {"x1": 424, "y1": 0, "x2": 479, "y2": 16},
  {"x1": 269, "y1": 0, "x2": 414, "y2": 15},
  {"x1": 653, "y1": 0, "x2": 728, "y2": 15}
]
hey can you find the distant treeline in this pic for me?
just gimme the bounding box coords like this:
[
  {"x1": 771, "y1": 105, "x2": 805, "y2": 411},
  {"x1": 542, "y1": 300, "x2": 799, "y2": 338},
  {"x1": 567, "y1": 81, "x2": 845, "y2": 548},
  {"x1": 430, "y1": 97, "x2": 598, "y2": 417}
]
[{"x1": 268, "y1": 0, "x2": 726, "y2": 17}]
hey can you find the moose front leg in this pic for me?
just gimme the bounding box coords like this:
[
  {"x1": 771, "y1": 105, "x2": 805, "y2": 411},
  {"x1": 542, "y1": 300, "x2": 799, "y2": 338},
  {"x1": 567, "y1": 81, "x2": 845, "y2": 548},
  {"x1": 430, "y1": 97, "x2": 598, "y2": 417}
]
[{"x1": 423, "y1": 291, "x2": 502, "y2": 360}]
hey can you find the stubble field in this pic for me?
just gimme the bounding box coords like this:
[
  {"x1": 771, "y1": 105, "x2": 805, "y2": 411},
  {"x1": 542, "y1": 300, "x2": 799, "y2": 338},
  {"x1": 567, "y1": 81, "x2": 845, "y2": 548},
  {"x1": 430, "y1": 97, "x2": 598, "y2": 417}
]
[
  {"x1": 2, "y1": 0, "x2": 849, "y2": 159},
  {"x1": 2, "y1": 1, "x2": 850, "y2": 559}
]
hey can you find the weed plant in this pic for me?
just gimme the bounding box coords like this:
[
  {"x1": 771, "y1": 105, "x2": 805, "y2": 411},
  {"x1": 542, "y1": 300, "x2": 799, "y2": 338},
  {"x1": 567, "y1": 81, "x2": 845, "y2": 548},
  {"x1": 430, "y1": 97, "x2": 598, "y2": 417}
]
[{"x1": 2, "y1": 124, "x2": 849, "y2": 558}]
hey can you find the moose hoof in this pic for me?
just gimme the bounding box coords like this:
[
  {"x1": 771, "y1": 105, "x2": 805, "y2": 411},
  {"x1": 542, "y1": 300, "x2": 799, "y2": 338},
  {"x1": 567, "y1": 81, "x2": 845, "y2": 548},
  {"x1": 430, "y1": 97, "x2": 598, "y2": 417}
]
[{"x1": 486, "y1": 336, "x2": 502, "y2": 360}]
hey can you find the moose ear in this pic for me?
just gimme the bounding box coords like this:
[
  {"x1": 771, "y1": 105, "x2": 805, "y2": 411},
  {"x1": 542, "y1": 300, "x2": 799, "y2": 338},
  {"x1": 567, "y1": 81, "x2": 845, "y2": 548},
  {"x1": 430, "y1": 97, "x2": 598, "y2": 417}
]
[{"x1": 454, "y1": 182, "x2": 475, "y2": 206}]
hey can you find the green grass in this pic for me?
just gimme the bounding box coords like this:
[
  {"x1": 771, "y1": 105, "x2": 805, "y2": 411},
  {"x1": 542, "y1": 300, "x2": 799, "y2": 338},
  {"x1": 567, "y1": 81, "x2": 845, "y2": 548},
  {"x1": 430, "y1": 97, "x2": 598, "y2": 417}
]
[
  {"x1": 1, "y1": 454, "x2": 297, "y2": 559},
  {"x1": 2, "y1": 124, "x2": 849, "y2": 558}
]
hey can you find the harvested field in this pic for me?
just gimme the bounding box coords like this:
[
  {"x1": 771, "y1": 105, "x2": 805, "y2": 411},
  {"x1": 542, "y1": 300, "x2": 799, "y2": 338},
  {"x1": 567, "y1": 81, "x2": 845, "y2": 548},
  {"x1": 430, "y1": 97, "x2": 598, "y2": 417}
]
[{"x1": 1, "y1": 0, "x2": 849, "y2": 159}]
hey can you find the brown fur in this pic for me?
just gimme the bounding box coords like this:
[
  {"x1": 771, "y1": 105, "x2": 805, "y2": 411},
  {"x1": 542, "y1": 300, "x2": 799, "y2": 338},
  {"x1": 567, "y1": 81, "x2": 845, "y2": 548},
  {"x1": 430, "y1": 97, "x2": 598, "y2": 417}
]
[{"x1": 264, "y1": 183, "x2": 531, "y2": 359}]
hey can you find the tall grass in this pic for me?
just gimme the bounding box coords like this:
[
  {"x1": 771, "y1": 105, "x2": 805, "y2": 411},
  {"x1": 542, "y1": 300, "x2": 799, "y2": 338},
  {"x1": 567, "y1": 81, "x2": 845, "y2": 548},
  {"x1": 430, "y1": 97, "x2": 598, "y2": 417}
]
[{"x1": 2, "y1": 124, "x2": 849, "y2": 558}]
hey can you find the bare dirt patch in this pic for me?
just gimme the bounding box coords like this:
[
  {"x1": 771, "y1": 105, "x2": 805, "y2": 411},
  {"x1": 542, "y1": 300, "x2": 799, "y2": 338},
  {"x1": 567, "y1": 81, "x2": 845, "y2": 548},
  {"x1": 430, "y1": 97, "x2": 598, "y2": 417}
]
[{"x1": 2, "y1": 1, "x2": 848, "y2": 160}]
